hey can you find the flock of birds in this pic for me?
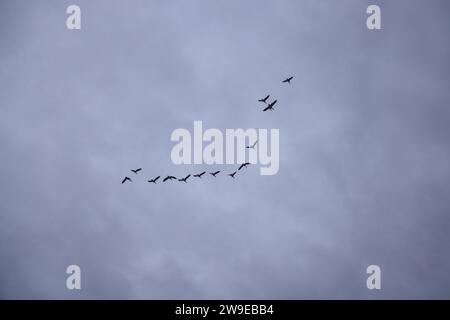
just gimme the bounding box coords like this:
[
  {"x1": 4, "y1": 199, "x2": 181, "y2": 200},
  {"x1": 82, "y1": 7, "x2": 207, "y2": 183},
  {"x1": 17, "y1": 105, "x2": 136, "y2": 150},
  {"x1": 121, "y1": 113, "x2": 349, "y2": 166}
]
[
  {"x1": 121, "y1": 162, "x2": 251, "y2": 185},
  {"x1": 259, "y1": 76, "x2": 293, "y2": 111},
  {"x1": 121, "y1": 76, "x2": 294, "y2": 184}
]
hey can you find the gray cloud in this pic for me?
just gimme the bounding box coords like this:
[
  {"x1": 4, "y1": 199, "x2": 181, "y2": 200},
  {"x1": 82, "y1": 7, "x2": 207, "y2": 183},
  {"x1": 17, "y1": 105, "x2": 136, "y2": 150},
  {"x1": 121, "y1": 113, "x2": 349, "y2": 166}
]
[{"x1": 1, "y1": 0, "x2": 450, "y2": 299}]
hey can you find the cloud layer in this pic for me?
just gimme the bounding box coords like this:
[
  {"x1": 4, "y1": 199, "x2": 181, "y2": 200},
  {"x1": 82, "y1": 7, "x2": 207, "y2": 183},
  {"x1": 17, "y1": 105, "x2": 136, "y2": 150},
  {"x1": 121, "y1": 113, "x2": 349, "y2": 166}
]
[{"x1": 1, "y1": 0, "x2": 449, "y2": 299}]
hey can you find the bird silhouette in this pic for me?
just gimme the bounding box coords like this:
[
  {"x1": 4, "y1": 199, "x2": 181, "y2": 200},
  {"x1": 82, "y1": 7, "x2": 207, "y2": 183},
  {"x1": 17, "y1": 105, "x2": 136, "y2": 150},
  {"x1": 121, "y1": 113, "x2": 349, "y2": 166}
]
[
  {"x1": 193, "y1": 171, "x2": 206, "y2": 178},
  {"x1": 178, "y1": 174, "x2": 191, "y2": 183},
  {"x1": 148, "y1": 176, "x2": 160, "y2": 184},
  {"x1": 282, "y1": 76, "x2": 294, "y2": 84},
  {"x1": 163, "y1": 175, "x2": 177, "y2": 182},
  {"x1": 258, "y1": 95, "x2": 270, "y2": 104},
  {"x1": 228, "y1": 171, "x2": 237, "y2": 178},
  {"x1": 238, "y1": 163, "x2": 250, "y2": 170},
  {"x1": 210, "y1": 171, "x2": 220, "y2": 177},
  {"x1": 121, "y1": 177, "x2": 132, "y2": 184},
  {"x1": 246, "y1": 140, "x2": 258, "y2": 149},
  {"x1": 263, "y1": 100, "x2": 277, "y2": 112},
  {"x1": 131, "y1": 168, "x2": 142, "y2": 174}
]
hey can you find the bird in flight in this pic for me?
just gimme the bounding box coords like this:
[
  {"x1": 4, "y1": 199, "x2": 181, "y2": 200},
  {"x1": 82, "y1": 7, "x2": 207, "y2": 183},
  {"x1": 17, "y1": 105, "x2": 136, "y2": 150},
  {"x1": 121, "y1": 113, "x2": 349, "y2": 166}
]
[
  {"x1": 121, "y1": 177, "x2": 132, "y2": 184},
  {"x1": 178, "y1": 174, "x2": 191, "y2": 183},
  {"x1": 193, "y1": 171, "x2": 206, "y2": 178},
  {"x1": 238, "y1": 163, "x2": 250, "y2": 170},
  {"x1": 258, "y1": 95, "x2": 270, "y2": 104},
  {"x1": 282, "y1": 76, "x2": 294, "y2": 84},
  {"x1": 210, "y1": 171, "x2": 221, "y2": 177},
  {"x1": 163, "y1": 175, "x2": 177, "y2": 182},
  {"x1": 263, "y1": 100, "x2": 277, "y2": 112},
  {"x1": 246, "y1": 140, "x2": 258, "y2": 149},
  {"x1": 131, "y1": 168, "x2": 142, "y2": 174},
  {"x1": 228, "y1": 171, "x2": 237, "y2": 179},
  {"x1": 148, "y1": 176, "x2": 160, "y2": 184}
]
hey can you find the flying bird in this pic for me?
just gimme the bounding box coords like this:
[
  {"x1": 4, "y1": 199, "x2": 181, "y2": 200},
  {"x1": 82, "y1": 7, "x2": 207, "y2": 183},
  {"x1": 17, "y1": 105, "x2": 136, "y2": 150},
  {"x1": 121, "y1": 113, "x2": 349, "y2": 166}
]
[
  {"x1": 246, "y1": 140, "x2": 258, "y2": 149},
  {"x1": 163, "y1": 175, "x2": 177, "y2": 182},
  {"x1": 121, "y1": 177, "x2": 132, "y2": 184},
  {"x1": 263, "y1": 100, "x2": 277, "y2": 112},
  {"x1": 148, "y1": 176, "x2": 160, "y2": 184},
  {"x1": 228, "y1": 171, "x2": 237, "y2": 178},
  {"x1": 258, "y1": 95, "x2": 270, "y2": 104},
  {"x1": 210, "y1": 171, "x2": 220, "y2": 177},
  {"x1": 193, "y1": 171, "x2": 206, "y2": 178},
  {"x1": 178, "y1": 174, "x2": 191, "y2": 183},
  {"x1": 282, "y1": 76, "x2": 294, "y2": 84},
  {"x1": 238, "y1": 163, "x2": 250, "y2": 170},
  {"x1": 131, "y1": 168, "x2": 142, "y2": 174}
]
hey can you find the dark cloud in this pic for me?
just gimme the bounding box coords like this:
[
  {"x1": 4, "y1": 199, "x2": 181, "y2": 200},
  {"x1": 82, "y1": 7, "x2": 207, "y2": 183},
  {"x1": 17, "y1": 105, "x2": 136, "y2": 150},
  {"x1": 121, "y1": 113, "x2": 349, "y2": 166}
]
[{"x1": 1, "y1": 0, "x2": 449, "y2": 299}]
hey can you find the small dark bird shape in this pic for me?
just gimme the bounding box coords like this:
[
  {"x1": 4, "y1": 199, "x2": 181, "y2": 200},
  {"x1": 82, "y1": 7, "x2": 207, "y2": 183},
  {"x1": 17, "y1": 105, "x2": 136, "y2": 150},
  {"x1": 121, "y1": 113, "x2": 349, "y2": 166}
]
[
  {"x1": 121, "y1": 177, "x2": 132, "y2": 184},
  {"x1": 238, "y1": 163, "x2": 250, "y2": 170},
  {"x1": 163, "y1": 175, "x2": 177, "y2": 182},
  {"x1": 178, "y1": 174, "x2": 191, "y2": 183},
  {"x1": 263, "y1": 100, "x2": 277, "y2": 112},
  {"x1": 210, "y1": 171, "x2": 221, "y2": 177},
  {"x1": 131, "y1": 168, "x2": 142, "y2": 174},
  {"x1": 246, "y1": 140, "x2": 258, "y2": 149},
  {"x1": 282, "y1": 76, "x2": 294, "y2": 84},
  {"x1": 228, "y1": 171, "x2": 237, "y2": 178},
  {"x1": 258, "y1": 95, "x2": 270, "y2": 103},
  {"x1": 148, "y1": 176, "x2": 160, "y2": 184},
  {"x1": 194, "y1": 171, "x2": 206, "y2": 178}
]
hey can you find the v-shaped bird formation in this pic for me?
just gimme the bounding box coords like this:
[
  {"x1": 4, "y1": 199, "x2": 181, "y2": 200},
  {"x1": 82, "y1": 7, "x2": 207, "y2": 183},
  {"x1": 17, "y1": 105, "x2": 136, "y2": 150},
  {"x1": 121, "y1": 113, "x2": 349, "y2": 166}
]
[
  {"x1": 121, "y1": 163, "x2": 251, "y2": 184},
  {"x1": 122, "y1": 75, "x2": 293, "y2": 185}
]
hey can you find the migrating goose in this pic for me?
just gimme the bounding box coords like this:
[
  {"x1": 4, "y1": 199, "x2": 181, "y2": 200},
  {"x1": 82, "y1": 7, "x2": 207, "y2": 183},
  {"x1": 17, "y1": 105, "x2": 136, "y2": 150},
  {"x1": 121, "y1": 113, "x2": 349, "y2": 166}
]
[
  {"x1": 238, "y1": 163, "x2": 250, "y2": 170},
  {"x1": 163, "y1": 175, "x2": 177, "y2": 182},
  {"x1": 282, "y1": 76, "x2": 294, "y2": 84},
  {"x1": 148, "y1": 176, "x2": 160, "y2": 184},
  {"x1": 121, "y1": 177, "x2": 132, "y2": 184},
  {"x1": 178, "y1": 174, "x2": 191, "y2": 183},
  {"x1": 228, "y1": 171, "x2": 237, "y2": 178},
  {"x1": 246, "y1": 140, "x2": 258, "y2": 149},
  {"x1": 258, "y1": 94, "x2": 270, "y2": 104},
  {"x1": 131, "y1": 168, "x2": 142, "y2": 174},
  {"x1": 210, "y1": 171, "x2": 220, "y2": 177},
  {"x1": 263, "y1": 100, "x2": 277, "y2": 112},
  {"x1": 193, "y1": 171, "x2": 206, "y2": 178}
]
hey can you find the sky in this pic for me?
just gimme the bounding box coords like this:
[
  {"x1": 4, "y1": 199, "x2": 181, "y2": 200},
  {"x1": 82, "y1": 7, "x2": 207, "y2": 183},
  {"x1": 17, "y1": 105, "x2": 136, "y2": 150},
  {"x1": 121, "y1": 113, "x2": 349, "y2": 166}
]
[{"x1": 0, "y1": 0, "x2": 450, "y2": 299}]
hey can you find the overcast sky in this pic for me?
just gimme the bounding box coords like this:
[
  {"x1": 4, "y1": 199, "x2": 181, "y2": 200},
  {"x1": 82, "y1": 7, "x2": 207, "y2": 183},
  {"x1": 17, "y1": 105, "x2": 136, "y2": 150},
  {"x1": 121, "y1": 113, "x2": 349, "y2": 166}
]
[{"x1": 1, "y1": 0, "x2": 450, "y2": 299}]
